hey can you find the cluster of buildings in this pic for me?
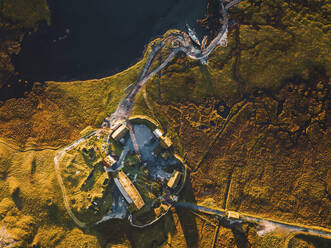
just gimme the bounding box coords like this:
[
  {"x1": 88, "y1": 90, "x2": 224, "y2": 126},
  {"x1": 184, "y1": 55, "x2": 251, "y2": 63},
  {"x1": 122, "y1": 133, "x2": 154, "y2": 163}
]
[{"x1": 99, "y1": 121, "x2": 183, "y2": 215}]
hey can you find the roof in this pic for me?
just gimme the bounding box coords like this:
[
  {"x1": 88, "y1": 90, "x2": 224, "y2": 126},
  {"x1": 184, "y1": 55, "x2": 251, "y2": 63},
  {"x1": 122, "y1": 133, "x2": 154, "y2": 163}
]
[
  {"x1": 227, "y1": 211, "x2": 240, "y2": 219},
  {"x1": 153, "y1": 129, "x2": 163, "y2": 139},
  {"x1": 160, "y1": 136, "x2": 172, "y2": 148},
  {"x1": 110, "y1": 119, "x2": 125, "y2": 131},
  {"x1": 103, "y1": 155, "x2": 116, "y2": 167},
  {"x1": 111, "y1": 123, "x2": 128, "y2": 141},
  {"x1": 167, "y1": 171, "x2": 181, "y2": 189},
  {"x1": 116, "y1": 171, "x2": 145, "y2": 210}
]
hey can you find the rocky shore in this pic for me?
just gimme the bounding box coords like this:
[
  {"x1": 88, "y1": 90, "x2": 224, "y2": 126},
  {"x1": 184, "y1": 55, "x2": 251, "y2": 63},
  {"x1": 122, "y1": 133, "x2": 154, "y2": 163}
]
[{"x1": 0, "y1": 0, "x2": 50, "y2": 99}]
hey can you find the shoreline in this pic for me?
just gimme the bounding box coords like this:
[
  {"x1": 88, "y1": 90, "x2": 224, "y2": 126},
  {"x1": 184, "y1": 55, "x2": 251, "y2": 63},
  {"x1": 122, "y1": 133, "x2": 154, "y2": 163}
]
[{"x1": 4, "y1": 0, "x2": 209, "y2": 101}]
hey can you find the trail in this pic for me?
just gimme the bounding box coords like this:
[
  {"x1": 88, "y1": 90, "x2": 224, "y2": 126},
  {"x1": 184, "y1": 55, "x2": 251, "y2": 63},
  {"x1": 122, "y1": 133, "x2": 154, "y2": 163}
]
[
  {"x1": 174, "y1": 202, "x2": 331, "y2": 239},
  {"x1": 0, "y1": 137, "x2": 91, "y2": 228},
  {"x1": 104, "y1": 0, "x2": 243, "y2": 128},
  {"x1": 54, "y1": 131, "x2": 97, "y2": 228},
  {"x1": 223, "y1": 167, "x2": 234, "y2": 209},
  {"x1": 193, "y1": 99, "x2": 248, "y2": 172},
  {"x1": 127, "y1": 122, "x2": 140, "y2": 156},
  {"x1": 174, "y1": 202, "x2": 226, "y2": 217},
  {"x1": 212, "y1": 222, "x2": 221, "y2": 248},
  {"x1": 0, "y1": 140, "x2": 62, "y2": 153}
]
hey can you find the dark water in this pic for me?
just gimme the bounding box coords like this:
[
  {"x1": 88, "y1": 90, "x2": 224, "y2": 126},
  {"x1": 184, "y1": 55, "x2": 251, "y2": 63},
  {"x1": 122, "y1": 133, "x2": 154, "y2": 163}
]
[{"x1": 14, "y1": 0, "x2": 208, "y2": 83}]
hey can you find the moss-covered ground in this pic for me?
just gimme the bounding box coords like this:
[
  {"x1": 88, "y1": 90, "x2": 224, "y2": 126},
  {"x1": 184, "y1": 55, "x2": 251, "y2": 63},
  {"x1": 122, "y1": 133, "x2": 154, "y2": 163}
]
[{"x1": 0, "y1": 0, "x2": 330, "y2": 247}]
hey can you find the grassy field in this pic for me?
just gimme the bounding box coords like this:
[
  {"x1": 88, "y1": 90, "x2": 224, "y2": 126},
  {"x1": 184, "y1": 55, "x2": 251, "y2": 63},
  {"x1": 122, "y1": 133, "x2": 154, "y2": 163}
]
[{"x1": 0, "y1": 0, "x2": 330, "y2": 247}]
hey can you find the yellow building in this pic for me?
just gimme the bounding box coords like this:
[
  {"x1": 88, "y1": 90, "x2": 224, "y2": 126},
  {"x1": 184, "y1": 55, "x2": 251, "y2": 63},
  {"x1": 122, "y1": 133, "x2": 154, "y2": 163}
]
[
  {"x1": 227, "y1": 211, "x2": 240, "y2": 219},
  {"x1": 103, "y1": 155, "x2": 116, "y2": 167},
  {"x1": 160, "y1": 136, "x2": 172, "y2": 149},
  {"x1": 153, "y1": 128, "x2": 172, "y2": 149},
  {"x1": 115, "y1": 171, "x2": 145, "y2": 210},
  {"x1": 167, "y1": 171, "x2": 181, "y2": 189},
  {"x1": 111, "y1": 123, "x2": 129, "y2": 141}
]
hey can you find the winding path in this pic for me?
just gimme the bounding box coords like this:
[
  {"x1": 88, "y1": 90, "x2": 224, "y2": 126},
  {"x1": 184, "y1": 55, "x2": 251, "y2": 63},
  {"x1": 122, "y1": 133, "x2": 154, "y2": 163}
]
[
  {"x1": 53, "y1": 131, "x2": 97, "y2": 228},
  {"x1": 174, "y1": 202, "x2": 331, "y2": 240},
  {"x1": 105, "y1": 0, "x2": 242, "y2": 128}
]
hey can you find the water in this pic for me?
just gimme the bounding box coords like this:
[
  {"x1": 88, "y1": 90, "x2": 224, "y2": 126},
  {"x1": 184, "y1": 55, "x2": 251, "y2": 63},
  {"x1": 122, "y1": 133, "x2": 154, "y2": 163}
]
[{"x1": 14, "y1": 0, "x2": 208, "y2": 82}]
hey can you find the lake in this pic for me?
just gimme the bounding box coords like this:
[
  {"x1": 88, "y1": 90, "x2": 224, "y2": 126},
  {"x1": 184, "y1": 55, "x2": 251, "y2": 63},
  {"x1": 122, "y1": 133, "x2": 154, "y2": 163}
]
[{"x1": 14, "y1": 0, "x2": 208, "y2": 83}]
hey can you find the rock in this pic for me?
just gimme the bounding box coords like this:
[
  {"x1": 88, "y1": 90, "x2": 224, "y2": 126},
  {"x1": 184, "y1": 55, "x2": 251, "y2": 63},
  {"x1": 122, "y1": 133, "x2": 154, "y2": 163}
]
[
  {"x1": 0, "y1": 225, "x2": 17, "y2": 248},
  {"x1": 1, "y1": 214, "x2": 36, "y2": 247}
]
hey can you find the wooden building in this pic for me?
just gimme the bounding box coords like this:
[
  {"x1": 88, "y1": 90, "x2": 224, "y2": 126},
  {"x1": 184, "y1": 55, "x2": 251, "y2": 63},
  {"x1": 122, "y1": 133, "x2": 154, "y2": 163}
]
[
  {"x1": 114, "y1": 171, "x2": 145, "y2": 210},
  {"x1": 111, "y1": 123, "x2": 129, "y2": 141},
  {"x1": 167, "y1": 171, "x2": 181, "y2": 189}
]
